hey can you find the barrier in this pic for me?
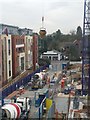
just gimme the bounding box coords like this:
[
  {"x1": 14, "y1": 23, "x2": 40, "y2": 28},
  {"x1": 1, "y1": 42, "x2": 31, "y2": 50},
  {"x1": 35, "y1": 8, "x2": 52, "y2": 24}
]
[
  {"x1": 46, "y1": 101, "x2": 55, "y2": 119},
  {"x1": 1, "y1": 64, "x2": 49, "y2": 105}
]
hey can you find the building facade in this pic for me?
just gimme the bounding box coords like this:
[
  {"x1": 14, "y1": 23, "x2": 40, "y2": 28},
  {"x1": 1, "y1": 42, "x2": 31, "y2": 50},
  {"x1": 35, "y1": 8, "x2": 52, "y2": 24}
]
[
  {"x1": 11, "y1": 35, "x2": 25, "y2": 78},
  {"x1": 33, "y1": 33, "x2": 38, "y2": 71},
  {"x1": 0, "y1": 24, "x2": 19, "y2": 35},
  {"x1": 40, "y1": 50, "x2": 62, "y2": 61},
  {"x1": 0, "y1": 23, "x2": 39, "y2": 85},
  {"x1": 25, "y1": 35, "x2": 33, "y2": 70},
  {"x1": 1, "y1": 34, "x2": 12, "y2": 84}
]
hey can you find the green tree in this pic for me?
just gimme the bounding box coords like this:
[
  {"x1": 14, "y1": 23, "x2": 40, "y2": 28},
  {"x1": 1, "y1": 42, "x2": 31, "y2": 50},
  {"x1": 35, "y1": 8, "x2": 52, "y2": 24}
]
[
  {"x1": 69, "y1": 45, "x2": 80, "y2": 61},
  {"x1": 38, "y1": 27, "x2": 82, "y2": 61},
  {"x1": 76, "y1": 26, "x2": 82, "y2": 40}
]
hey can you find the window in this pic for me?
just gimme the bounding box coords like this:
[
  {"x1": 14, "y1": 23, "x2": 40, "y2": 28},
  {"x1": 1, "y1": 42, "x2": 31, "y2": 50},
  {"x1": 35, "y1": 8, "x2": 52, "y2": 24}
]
[
  {"x1": 21, "y1": 57, "x2": 24, "y2": 71},
  {"x1": 16, "y1": 39, "x2": 24, "y2": 45},
  {"x1": 9, "y1": 60, "x2": 11, "y2": 77},
  {"x1": 8, "y1": 39, "x2": 10, "y2": 55},
  {"x1": 16, "y1": 48, "x2": 24, "y2": 53}
]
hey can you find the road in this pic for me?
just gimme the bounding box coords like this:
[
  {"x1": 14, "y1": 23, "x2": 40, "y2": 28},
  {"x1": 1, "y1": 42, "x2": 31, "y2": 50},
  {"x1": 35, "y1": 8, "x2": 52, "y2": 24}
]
[
  {"x1": 49, "y1": 60, "x2": 69, "y2": 115},
  {"x1": 19, "y1": 60, "x2": 69, "y2": 118},
  {"x1": 54, "y1": 97, "x2": 68, "y2": 113}
]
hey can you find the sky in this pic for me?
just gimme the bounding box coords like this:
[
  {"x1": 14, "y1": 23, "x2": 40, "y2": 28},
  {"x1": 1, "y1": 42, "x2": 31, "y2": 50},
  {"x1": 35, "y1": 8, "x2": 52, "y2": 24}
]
[{"x1": 0, "y1": 0, "x2": 84, "y2": 34}]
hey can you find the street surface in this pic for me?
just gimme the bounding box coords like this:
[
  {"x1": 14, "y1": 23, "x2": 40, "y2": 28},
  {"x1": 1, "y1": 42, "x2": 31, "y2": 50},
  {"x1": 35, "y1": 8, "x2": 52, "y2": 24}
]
[
  {"x1": 49, "y1": 60, "x2": 69, "y2": 113},
  {"x1": 3, "y1": 60, "x2": 70, "y2": 118},
  {"x1": 1, "y1": 60, "x2": 87, "y2": 119},
  {"x1": 54, "y1": 97, "x2": 68, "y2": 113}
]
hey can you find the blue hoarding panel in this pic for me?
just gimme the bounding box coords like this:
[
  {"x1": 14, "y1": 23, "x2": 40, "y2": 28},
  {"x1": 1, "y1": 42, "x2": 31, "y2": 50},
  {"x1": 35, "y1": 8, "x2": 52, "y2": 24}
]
[
  {"x1": 18, "y1": 80, "x2": 22, "y2": 87},
  {"x1": 2, "y1": 89, "x2": 6, "y2": 99},
  {"x1": 2, "y1": 64, "x2": 49, "y2": 99},
  {"x1": 15, "y1": 81, "x2": 19, "y2": 89},
  {"x1": 7, "y1": 86, "x2": 12, "y2": 95},
  {"x1": 11, "y1": 83, "x2": 16, "y2": 92},
  {"x1": 23, "y1": 78, "x2": 25, "y2": 84}
]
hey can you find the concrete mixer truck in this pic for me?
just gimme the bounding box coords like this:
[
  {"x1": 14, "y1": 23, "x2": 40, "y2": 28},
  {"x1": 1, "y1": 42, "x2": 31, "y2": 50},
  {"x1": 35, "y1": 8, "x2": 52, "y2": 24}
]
[
  {"x1": 31, "y1": 71, "x2": 48, "y2": 89},
  {"x1": 1, "y1": 97, "x2": 31, "y2": 119}
]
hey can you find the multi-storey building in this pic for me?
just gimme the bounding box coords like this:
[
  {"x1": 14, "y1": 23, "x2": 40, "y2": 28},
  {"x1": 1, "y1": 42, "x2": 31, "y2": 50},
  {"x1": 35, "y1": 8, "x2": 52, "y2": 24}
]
[
  {"x1": 0, "y1": 24, "x2": 19, "y2": 35},
  {"x1": 18, "y1": 28, "x2": 33, "y2": 36},
  {"x1": 1, "y1": 34, "x2": 12, "y2": 84},
  {"x1": 0, "y1": 23, "x2": 38, "y2": 84}
]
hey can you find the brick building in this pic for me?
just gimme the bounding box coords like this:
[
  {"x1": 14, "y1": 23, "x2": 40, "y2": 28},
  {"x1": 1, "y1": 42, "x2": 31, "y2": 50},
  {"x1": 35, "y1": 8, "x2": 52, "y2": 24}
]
[{"x1": 0, "y1": 23, "x2": 38, "y2": 85}]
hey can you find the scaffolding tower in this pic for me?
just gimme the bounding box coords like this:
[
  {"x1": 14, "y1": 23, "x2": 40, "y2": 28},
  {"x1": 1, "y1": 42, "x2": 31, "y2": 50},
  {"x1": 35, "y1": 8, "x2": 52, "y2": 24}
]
[{"x1": 82, "y1": 0, "x2": 90, "y2": 117}]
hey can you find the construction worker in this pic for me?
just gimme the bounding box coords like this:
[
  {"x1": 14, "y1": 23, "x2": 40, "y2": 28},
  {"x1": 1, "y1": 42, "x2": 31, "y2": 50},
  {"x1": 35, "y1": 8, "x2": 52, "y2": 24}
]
[{"x1": 61, "y1": 79, "x2": 65, "y2": 92}]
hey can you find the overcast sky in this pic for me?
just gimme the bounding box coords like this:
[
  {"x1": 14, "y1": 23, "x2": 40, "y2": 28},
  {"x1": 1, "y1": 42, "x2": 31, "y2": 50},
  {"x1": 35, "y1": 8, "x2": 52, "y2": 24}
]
[{"x1": 0, "y1": 0, "x2": 84, "y2": 34}]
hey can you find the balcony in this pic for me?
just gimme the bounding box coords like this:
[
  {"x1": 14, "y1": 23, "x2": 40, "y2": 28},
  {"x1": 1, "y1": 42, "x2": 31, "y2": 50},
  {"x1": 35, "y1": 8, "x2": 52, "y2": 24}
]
[{"x1": 16, "y1": 44, "x2": 24, "y2": 48}]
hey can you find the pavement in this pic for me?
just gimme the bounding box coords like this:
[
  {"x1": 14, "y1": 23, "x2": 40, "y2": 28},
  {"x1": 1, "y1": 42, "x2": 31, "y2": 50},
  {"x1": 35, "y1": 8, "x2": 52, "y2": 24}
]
[{"x1": 5, "y1": 89, "x2": 27, "y2": 99}]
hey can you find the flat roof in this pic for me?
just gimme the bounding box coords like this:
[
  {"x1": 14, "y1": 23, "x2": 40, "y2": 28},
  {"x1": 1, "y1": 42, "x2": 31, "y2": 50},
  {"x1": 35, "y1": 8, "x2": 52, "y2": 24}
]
[{"x1": 43, "y1": 50, "x2": 61, "y2": 55}]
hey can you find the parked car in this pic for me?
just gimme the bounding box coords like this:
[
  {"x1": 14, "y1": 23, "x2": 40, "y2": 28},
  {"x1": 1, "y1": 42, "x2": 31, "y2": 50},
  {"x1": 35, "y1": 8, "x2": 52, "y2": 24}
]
[
  {"x1": 63, "y1": 84, "x2": 76, "y2": 94},
  {"x1": 50, "y1": 78, "x2": 57, "y2": 86},
  {"x1": 50, "y1": 80, "x2": 55, "y2": 86},
  {"x1": 19, "y1": 85, "x2": 24, "y2": 90},
  {"x1": 19, "y1": 85, "x2": 24, "y2": 94},
  {"x1": 69, "y1": 85, "x2": 76, "y2": 91},
  {"x1": 63, "y1": 87, "x2": 71, "y2": 94}
]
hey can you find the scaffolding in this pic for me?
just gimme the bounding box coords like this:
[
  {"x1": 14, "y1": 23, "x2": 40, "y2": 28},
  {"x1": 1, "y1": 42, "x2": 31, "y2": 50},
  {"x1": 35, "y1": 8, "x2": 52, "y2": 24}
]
[{"x1": 82, "y1": 0, "x2": 90, "y2": 117}]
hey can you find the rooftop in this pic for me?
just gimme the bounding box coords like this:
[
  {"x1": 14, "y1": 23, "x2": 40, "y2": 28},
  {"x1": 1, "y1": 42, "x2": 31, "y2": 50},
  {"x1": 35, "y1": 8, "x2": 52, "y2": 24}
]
[{"x1": 43, "y1": 50, "x2": 62, "y2": 55}]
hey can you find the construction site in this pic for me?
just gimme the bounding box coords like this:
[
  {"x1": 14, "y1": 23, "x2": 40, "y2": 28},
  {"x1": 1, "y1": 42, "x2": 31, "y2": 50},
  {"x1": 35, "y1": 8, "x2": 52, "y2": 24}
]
[{"x1": 0, "y1": 0, "x2": 90, "y2": 119}]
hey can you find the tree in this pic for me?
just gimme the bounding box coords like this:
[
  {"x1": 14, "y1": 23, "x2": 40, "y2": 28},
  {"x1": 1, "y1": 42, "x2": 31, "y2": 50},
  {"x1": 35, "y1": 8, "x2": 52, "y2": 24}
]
[
  {"x1": 76, "y1": 26, "x2": 82, "y2": 40},
  {"x1": 56, "y1": 29, "x2": 61, "y2": 40},
  {"x1": 69, "y1": 45, "x2": 80, "y2": 61},
  {"x1": 70, "y1": 29, "x2": 76, "y2": 36},
  {"x1": 38, "y1": 27, "x2": 82, "y2": 61}
]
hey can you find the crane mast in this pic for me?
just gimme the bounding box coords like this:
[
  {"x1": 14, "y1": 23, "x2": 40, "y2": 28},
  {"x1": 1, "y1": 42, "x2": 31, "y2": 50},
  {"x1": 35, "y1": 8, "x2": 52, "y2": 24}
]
[{"x1": 82, "y1": 0, "x2": 90, "y2": 117}]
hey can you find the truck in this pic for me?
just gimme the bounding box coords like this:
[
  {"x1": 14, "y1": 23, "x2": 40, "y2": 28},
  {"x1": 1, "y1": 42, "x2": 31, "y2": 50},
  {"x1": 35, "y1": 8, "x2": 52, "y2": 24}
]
[
  {"x1": 35, "y1": 88, "x2": 49, "y2": 107},
  {"x1": 31, "y1": 73, "x2": 42, "y2": 89},
  {"x1": 1, "y1": 97, "x2": 31, "y2": 119},
  {"x1": 31, "y1": 71, "x2": 48, "y2": 89}
]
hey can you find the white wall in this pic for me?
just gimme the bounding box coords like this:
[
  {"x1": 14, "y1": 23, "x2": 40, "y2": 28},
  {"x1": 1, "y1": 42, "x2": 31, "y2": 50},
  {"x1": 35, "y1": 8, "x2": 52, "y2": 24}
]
[{"x1": 6, "y1": 35, "x2": 12, "y2": 80}]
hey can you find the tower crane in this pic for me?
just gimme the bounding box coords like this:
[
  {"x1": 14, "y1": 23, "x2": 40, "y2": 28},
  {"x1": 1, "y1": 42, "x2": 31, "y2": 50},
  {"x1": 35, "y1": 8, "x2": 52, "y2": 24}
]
[{"x1": 82, "y1": 0, "x2": 90, "y2": 117}]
